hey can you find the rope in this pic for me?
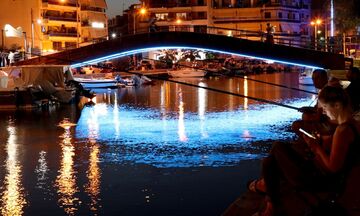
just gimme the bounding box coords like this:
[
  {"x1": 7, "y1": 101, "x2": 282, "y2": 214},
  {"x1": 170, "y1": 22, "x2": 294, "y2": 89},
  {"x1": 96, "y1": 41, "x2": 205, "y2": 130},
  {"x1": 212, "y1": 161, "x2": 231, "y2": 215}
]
[{"x1": 122, "y1": 70, "x2": 301, "y2": 111}]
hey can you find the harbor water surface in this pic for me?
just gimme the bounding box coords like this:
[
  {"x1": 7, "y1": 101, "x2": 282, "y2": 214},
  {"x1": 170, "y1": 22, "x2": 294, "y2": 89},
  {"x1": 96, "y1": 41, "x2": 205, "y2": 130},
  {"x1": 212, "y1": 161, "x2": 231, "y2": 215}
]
[{"x1": 0, "y1": 73, "x2": 316, "y2": 216}]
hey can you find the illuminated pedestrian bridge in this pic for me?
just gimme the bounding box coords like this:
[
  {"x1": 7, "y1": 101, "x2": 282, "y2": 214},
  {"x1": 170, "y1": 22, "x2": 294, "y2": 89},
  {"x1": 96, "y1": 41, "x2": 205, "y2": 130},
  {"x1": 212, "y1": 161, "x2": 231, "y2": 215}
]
[{"x1": 18, "y1": 31, "x2": 348, "y2": 70}]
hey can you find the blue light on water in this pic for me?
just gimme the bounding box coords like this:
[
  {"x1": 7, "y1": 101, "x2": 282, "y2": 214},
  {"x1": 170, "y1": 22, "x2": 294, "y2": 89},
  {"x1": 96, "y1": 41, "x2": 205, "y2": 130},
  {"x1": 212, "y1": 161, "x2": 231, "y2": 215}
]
[{"x1": 75, "y1": 98, "x2": 311, "y2": 168}]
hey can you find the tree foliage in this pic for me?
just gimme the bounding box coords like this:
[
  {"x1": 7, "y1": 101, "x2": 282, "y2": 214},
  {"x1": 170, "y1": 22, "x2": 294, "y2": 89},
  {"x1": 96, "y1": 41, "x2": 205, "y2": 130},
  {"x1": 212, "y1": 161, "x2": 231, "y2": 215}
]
[{"x1": 334, "y1": 0, "x2": 360, "y2": 34}]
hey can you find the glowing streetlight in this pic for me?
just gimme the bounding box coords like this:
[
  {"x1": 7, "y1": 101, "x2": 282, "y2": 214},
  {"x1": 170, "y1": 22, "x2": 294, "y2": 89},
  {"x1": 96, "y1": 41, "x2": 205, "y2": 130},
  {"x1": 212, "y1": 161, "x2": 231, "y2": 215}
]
[
  {"x1": 111, "y1": 33, "x2": 117, "y2": 39},
  {"x1": 139, "y1": 8, "x2": 147, "y2": 15},
  {"x1": 133, "y1": 6, "x2": 147, "y2": 34},
  {"x1": 311, "y1": 19, "x2": 322, "y2": 50},
  {"x1": 176, "y1": 19, "x2": 182, "y2": 24}
]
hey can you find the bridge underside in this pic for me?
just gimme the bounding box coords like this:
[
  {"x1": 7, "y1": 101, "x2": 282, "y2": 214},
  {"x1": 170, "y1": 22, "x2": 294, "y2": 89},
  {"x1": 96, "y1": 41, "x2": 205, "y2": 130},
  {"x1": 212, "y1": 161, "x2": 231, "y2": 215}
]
[{"x1": 17, "y1": 32, "x2": 349, "y2": 70}]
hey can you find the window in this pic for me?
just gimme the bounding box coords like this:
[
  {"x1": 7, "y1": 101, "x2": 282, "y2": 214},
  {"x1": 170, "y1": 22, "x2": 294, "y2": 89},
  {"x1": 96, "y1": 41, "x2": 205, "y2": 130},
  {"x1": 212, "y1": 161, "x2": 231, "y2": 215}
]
[
  {"x1": 278, "y1": 12, "x2": 282, "y2": 18},
  {"x1": 176, "y1": 13, "x2": 187, "y2": 20},
  {"x1": 65, "y1": 42, "x2": 76, "y2": 49},
  {"x1": 198, "y1": 0, "x2": 205, "y2": 5},
  {"x1": 155, "y1": 13, "x2": 168, "y2": 21},
  {"x1": 53, "y1": 42, "x2": 62, "y2": 51},
  {"x1": 265, "y1": 12, "x2": 271, "y2": 18},
  {"x1": 197, "y1": 12, "x2": 207, "y2": 19}
]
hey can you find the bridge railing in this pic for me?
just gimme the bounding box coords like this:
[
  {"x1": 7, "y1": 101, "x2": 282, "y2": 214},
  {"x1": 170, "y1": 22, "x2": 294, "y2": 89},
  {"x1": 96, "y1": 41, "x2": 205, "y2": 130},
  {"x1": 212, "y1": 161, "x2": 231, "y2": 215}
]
[{"x1": 133, "y1": 25, "x2": 344, "y2": 53}]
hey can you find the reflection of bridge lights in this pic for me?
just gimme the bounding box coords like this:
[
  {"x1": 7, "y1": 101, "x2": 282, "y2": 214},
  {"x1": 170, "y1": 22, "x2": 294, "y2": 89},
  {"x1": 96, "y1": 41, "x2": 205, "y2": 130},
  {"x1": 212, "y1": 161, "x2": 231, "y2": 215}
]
[
  {"x1": 242, "y1": 130, "x2": 253, "y2": 141},
  {"x1": 177, "y1": 88, "x2": 188, "y2": 142},
  {"x1": 198, "y1": 82, "x2": 208, "y2": 138},
  {"x1": 244, "y1": 76, "x2": 248, "y2": 110},
  {"x1": 70, "y1": 46, "x2": 323, "y2": 71},
  {"x1": 85, "y1": 114, "x2": 101, "y2": 213}
]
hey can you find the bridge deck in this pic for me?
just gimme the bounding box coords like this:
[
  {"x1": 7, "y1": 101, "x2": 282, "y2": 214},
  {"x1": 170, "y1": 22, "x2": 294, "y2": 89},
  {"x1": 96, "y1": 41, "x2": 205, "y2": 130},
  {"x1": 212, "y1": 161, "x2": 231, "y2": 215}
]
[{"x1": 17, "y1": 32, "x2": 349, "y2": 70}]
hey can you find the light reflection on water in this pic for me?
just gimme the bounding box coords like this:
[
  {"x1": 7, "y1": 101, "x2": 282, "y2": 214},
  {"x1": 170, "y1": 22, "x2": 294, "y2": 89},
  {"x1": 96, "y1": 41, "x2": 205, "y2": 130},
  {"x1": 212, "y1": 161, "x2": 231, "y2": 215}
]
[
  {"x1": 76, "y1": 74, "x2": 315, "y2": 167},
  {"x1": 0, "y1": 73, "x2": 317, "y2": 215},
  {"x1": 56, "y1": 126, "x2": 80, "y2": 215},
  {"x1": 0, "y1": 121, "x2": 26, "y2": 216},
  {"x1": 85, "y1": 108, "x2": 101, "y2": 213}
]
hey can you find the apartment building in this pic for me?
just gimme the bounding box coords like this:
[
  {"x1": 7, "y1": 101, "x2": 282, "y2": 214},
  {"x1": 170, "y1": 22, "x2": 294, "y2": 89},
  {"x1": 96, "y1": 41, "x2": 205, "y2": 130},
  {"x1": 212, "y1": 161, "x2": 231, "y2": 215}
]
[
  {"x1": 141, "y1": 0, "x2": 311, "y2": 44},
  {"x1": 0, "y1": 0, "x2": 107, "y2": 54}
]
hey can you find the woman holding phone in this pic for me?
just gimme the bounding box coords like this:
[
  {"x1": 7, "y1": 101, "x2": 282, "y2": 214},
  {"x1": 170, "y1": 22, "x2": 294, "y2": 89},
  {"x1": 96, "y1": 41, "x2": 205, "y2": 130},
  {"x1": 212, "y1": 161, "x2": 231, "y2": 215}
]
[{"x1": 249, "y1": 86, "x2": 360, "y2": 216}]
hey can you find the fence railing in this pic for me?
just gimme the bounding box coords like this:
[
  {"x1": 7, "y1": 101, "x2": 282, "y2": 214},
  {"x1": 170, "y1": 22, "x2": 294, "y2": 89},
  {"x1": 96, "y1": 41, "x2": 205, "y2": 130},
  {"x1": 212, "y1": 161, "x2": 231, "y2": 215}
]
[{"x1": 131, "y1": 25, "x2": 346, "y2": 52}]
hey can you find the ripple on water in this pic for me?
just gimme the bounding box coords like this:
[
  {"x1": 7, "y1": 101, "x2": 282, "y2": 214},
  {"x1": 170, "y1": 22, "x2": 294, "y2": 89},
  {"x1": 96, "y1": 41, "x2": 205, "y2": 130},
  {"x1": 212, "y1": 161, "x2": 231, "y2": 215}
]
[{"x1": 75, "y1": 98, "x2": 310, "y2": 167}]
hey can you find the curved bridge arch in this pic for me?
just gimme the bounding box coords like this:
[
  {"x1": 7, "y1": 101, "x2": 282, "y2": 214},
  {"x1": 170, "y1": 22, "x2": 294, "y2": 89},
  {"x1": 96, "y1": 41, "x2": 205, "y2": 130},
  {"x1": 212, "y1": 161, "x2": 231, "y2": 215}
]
[{"x1": 18, "y1": 32, "x2": 348, "y2": 70}]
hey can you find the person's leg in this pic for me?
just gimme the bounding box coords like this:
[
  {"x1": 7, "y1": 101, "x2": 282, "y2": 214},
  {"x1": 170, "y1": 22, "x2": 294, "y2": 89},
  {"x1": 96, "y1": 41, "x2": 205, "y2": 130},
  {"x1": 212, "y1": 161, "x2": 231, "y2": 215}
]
[{"x1": 271, "y1": 142, "x2": 315, "y2": 190}]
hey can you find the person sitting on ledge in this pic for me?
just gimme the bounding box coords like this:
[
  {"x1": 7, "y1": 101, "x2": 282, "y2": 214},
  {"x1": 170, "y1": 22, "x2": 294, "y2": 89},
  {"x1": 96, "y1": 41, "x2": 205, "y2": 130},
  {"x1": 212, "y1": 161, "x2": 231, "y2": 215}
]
[
  {"x1": 248, "y1": 86, "x2": 360, "y2": 216},
  {"x1": 292, "y1": 69, "x2": 337, "y2": 138}
]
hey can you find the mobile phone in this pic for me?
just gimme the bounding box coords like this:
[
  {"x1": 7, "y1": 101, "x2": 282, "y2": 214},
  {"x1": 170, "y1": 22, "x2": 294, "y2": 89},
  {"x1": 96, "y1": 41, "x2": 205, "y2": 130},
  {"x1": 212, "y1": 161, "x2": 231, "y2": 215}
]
[{"x1": 299, "y1": 128, "x2": 316, "y2": 139}]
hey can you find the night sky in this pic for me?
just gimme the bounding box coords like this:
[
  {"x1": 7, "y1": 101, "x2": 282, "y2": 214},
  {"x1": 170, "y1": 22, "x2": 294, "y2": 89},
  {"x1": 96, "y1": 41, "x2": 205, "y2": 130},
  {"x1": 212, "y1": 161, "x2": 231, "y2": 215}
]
[{"x1": 107, "y1": 0, "x2": 140, "y2": 18}]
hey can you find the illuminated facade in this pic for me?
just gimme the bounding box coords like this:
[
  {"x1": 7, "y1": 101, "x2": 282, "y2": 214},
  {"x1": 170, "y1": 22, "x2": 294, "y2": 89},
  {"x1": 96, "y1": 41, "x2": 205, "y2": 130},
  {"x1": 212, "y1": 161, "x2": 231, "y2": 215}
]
[
  {"x1": 0, "y1": 0, "x2": 107, "y2": 53},
  {"x1": 141, "y1": 0, "x2": 311, "y2": 43}
]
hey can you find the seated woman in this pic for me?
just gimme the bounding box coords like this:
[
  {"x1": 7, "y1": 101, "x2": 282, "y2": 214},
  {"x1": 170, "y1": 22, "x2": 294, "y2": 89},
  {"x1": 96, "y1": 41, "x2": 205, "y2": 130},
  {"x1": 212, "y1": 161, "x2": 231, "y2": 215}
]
[{"x1": 249, "y1": 86, "x2": 360, "y2": 216}]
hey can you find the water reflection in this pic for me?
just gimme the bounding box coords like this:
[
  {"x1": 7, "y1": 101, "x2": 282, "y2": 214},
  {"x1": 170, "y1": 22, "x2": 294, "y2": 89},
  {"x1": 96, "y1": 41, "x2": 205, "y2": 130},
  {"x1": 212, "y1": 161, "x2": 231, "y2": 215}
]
[
  {"x1": 75, "y1": 74, "x2": 315, "y2": 167},
  {"x1": 0, "y1": 121, "x2": 26, "y2": 216},
  {"x1": 177, "y1": 86, "x2": 188, "y2": 142},
  {"x1": 243, "y1": 76, "x2": 248, "y2": 110},
  {"x1": 85, "y1": 106, "x2": 101, "y2": 213},
  {"x1": 198, "y1": 82, "x2": 208, "y2": 138},
  {"x1": 35, "y1": 151, "x2": 49, "y2": 190},
  {"x1": 56, "y1": 122, "x2": 79, "y2": 215}
]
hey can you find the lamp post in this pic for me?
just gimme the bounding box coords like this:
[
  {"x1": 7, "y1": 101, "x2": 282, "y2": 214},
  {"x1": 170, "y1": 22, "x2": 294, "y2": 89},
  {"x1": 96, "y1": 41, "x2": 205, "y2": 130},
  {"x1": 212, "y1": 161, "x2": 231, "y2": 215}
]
[
  {"x1": 132, "y1": 6, "x2": 146, "y2": 69},
  {"x1": 133, "y1": 6, "x2": 147, "y2": 34},
  {"x1": 311, "y1": 19, "x2": 322, "y2": 50}
]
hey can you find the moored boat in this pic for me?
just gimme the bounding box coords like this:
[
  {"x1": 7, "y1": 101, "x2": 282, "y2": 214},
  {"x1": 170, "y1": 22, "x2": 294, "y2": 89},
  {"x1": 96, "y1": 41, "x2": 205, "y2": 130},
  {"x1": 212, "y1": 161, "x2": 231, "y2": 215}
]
[
  {"x1": 168, "y1": 68, "x2": 206, "y2": 78},
  {"x1": 74, "y1": 77, "x2": 122, "y2": 88}
]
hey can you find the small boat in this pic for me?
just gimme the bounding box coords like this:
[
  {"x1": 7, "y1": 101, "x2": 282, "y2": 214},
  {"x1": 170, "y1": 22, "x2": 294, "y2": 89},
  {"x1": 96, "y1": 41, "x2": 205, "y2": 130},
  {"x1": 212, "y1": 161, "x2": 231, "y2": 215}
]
[
  {"x1": 131, "y1": 75, "x2": 155, "y2": 86},
  {"x1": 299, "y1": 69, "x2": 313, "y2": 85},
  {"x1": 168, "y1": 68, "x2": 206, "y2": 78},
  {"x1": 74, "y1": 78, "x2": 122, "y2": 88}
]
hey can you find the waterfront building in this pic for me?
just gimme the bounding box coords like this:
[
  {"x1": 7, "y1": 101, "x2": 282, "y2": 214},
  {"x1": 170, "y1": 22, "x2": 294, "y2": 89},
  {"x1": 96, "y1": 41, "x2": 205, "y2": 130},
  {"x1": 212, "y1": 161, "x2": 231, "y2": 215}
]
[
  {"x1": 140, "y1": 0, "x2": 311, "y2": 45},
  {"x1": 0, "y1": 0, "x2": 108, "y2": 54}
]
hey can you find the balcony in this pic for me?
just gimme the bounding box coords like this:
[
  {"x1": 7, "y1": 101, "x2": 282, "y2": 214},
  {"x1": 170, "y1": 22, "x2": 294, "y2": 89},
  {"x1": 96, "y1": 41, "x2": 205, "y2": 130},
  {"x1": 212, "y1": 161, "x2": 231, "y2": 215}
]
[
  {"x1": 43, "y1": 13, "x2": 77, "y2": 22},
  {"x1": 42, "y1": 0, "x2": 77, "y2": 7},
  {"x1": 46, "y1": 31, "x2": 77, "y2": 37},
  {"x1": 45, "y1": 26, "x2": 78, "y2": 37}
]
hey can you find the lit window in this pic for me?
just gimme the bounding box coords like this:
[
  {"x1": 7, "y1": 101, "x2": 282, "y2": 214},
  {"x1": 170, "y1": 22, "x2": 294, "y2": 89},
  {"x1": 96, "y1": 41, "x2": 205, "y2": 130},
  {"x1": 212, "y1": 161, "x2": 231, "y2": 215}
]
[
  {"x1": 92, "y1": 22, "x2": 105, "y2": 29},
  {"x1": 155, "y1": 13, "x2": 168, "y2": 21}
]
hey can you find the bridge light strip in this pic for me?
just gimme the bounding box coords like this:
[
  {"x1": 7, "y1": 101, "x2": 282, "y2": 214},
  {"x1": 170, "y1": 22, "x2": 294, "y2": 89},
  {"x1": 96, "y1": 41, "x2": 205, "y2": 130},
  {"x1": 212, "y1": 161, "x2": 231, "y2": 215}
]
[{"x1": 70, "y1": 46, "x2": 324, "y2": 69}]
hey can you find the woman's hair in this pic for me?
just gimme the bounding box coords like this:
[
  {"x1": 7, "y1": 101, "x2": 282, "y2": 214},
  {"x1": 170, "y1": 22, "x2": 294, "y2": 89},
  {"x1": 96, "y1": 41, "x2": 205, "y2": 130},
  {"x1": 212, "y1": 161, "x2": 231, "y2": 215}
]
[{"x1": 318, "y1": 86, "x2": 350, "y2": 107}]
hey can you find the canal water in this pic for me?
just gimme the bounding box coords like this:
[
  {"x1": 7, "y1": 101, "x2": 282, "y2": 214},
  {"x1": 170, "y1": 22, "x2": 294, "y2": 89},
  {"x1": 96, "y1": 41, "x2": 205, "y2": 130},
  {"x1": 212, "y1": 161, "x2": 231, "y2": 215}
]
[{"x1": 0, "y1": 73, "x2": 315, "y2": 216}]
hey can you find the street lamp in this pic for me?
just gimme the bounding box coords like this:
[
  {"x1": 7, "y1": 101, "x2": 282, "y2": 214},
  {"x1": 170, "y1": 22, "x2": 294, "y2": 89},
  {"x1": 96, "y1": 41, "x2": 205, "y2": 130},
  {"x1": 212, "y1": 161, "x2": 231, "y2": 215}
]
[
  {"x1": 133, "y1": 6, "x2": 147, "y2": 34},
  {"x1": 311, "y1": 19, "x2": 322, "y2": 50}
]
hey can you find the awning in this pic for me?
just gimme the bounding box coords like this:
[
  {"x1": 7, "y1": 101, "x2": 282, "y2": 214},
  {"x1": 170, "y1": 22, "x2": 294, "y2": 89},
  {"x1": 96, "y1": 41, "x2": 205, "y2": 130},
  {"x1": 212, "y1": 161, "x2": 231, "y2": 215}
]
[
  {"x1": 83, "y1": 28, "x2": 107, "y2": 39},
  {"x1": 279, "y1": 23, "x2": 300, "y2": 34},
  {"x1": 82, "y1": 12, "x2": 107, "y2": 23}
]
